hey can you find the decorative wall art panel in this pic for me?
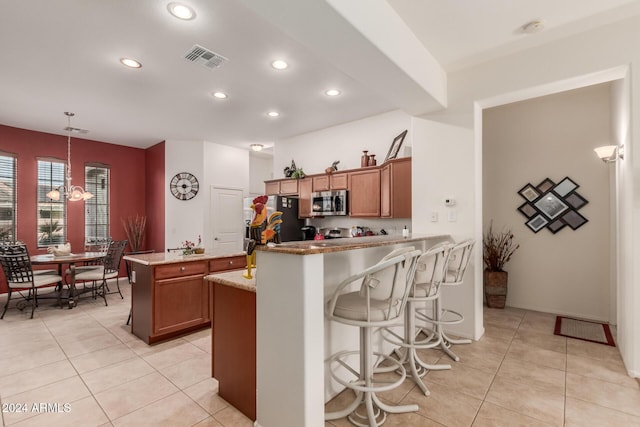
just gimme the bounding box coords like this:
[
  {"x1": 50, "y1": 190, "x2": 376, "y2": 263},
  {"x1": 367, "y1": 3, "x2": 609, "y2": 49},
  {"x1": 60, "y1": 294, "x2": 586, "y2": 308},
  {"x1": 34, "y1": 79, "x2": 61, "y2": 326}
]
[{"x1": 517, "y1": 177, "x2": 589, "y2": 234}]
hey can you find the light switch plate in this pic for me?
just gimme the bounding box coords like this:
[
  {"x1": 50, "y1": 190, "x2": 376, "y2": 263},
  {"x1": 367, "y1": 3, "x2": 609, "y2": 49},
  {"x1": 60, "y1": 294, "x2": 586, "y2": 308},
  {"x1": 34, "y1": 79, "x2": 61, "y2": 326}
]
[{"x1": 431, "y1": 211, "x2": 438, "y2": 222}]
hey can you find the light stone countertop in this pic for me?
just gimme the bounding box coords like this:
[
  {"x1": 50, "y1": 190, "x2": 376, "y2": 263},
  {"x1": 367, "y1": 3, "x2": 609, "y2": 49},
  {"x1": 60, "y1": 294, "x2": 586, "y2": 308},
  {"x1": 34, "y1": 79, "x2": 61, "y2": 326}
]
[
  {"x1": 254, "y1": 233, "x2": 451, "y2": 255},
  {"x1": 206, "y1": 269, "x2": 256, "y2": 293},
  {"x1": 124, "y1": 249, "x2": 246, "y2": 266}
]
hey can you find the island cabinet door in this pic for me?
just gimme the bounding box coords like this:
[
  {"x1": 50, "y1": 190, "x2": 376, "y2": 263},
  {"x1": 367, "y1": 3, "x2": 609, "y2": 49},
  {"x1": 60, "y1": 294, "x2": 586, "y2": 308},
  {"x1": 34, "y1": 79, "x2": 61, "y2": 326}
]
[{"x1": 153, "y1": 274, "x2": 209, "y2": 336}]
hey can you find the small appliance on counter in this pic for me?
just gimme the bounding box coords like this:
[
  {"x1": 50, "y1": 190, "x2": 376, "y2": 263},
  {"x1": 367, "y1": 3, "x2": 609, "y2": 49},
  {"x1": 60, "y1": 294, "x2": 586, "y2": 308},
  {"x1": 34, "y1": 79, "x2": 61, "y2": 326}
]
[
  {"x1": 320, "y1": 227, "x2": 350, "y2": 239},
  {"x1": 300, "y1": 225, "x2": 316, "y2": 241}
]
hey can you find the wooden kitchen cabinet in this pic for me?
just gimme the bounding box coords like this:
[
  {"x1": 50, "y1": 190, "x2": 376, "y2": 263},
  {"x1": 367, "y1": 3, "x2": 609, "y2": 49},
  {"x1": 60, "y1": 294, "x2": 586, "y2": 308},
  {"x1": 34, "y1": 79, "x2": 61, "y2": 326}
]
[
  {"x1": 279, "y1": 179, "x2": 298, "y2": 195},
  {"x1": 209, "y1": 255, "x2": 246, "y2": 272},
  {"x1": 348, "y1": 168, "x2": 381, "y2": 217},
  {"x1": 380, "y1": 157, "x2": 411, "y2": 218},
  {"x1": 264, "y1": 181, "x2": 280, "y2": 195},
  {"x1": 330, "y1": 173, "x2": 348, "y2": 190},
  {"x1": 312, "y1": 175, "x2": 329, "y2": 192},
  {"x1": 298, "y1": 178, "x2": 312, "y2": 218},
  {"x1": 130, "y1": 254, "x2": 246, "y2": 344},
  {"x1": 265, "y1": 179, "x2": 298, "y2": 195},
  {"x1": 212, "y1": 282, "x2": 256, "y2": 421}
]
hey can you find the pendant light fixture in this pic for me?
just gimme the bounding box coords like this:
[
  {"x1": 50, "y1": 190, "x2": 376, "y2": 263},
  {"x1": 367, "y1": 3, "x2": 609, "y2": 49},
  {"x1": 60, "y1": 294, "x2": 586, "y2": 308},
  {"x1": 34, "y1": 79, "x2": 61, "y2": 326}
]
[{"x1": 46, "y1": 112, "x2": 93, "y2": 202}]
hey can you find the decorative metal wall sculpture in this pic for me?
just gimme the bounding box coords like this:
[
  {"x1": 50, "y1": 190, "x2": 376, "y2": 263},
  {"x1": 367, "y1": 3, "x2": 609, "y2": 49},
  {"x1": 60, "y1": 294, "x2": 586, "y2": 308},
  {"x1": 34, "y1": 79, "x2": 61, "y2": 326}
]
[{"x1": 517, "y1": 177, "x2": 588, "y2": 234}]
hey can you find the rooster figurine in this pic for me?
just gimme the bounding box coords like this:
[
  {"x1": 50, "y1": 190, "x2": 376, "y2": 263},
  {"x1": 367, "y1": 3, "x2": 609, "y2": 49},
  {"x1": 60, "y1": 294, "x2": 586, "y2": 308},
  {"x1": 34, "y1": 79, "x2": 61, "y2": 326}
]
[
  {"x1": 261, "y1": 211, "x2": 283, "y2": 244},
  {"x1": 244, "y1": 195, "x2": 269, "y2": 279}
]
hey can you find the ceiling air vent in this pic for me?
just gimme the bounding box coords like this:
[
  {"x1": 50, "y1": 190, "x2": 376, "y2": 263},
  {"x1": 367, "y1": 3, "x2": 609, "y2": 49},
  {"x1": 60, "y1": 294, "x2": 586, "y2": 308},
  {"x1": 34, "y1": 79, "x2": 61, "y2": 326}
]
[{"x1": 184, "y1": 44, "x2": 228, "y2": 70}]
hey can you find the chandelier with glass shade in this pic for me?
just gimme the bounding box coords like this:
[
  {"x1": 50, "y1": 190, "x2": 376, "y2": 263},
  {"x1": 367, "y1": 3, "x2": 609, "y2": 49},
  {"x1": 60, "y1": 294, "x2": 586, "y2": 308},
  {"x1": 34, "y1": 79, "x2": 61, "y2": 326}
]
[{"x1": 46, "y1": 112, "x2": 93, "y2": 202}]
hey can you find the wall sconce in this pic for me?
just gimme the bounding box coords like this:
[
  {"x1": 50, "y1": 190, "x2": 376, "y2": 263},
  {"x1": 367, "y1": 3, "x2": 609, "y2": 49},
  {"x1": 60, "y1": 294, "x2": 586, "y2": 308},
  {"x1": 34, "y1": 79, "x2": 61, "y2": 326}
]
[
  {"x1": 594, "y1": 145, "x2": 624, "y2": 163},
  {"x1": 250, "y1": 144, "x2": 264, "y2": 152}
]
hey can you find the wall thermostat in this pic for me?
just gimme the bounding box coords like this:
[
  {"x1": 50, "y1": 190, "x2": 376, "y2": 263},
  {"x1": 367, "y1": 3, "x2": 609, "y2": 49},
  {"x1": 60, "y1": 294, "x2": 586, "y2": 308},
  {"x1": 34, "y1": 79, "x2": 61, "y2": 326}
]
[{"x1": 444, "y1": 198, "x2": 456, "y2": 207}]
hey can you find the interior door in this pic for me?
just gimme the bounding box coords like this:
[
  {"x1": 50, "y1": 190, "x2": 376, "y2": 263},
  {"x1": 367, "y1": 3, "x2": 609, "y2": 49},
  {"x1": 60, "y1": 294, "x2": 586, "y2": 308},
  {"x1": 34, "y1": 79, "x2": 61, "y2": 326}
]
[{"x1": 211, "y1": 187, "x2": 244, "y2": 251}]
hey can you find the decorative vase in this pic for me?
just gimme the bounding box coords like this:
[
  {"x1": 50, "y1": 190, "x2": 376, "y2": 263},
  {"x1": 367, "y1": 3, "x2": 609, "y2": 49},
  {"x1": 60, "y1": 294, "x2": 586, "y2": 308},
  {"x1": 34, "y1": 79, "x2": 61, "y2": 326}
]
[
  {"x1": 361, "y1": 151, "x2": 369, "y2": 168},
  {"x1": 368, "y1": 154, "x2": 376, "y2": 166},
  {"x1": 484, "y1": 269, "x2": 508, "y2": 308}
]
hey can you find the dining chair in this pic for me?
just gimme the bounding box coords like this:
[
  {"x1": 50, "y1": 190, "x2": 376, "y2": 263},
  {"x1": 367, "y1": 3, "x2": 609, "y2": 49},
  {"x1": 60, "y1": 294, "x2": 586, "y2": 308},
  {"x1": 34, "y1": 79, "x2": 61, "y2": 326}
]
[
  {"x1": 0, "y1": 243, "x2": 63, "y2": 319},
  {"x1": 73, "y1": 239, "x2": 127, "y2": 305}
]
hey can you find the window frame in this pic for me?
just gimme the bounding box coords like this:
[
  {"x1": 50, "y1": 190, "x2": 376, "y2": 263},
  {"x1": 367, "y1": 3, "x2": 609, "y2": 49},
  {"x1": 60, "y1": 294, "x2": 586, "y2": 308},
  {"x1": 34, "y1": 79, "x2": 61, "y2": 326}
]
[
  {"x1": 84, "y1": 163, "x2": 110, "y2": 247},
  {"x1": 36, "y1": 158, "x2": 67, "y2": 247},
  {"x1": 0, "y1": 151, "x2": 17, "y2": 242}
]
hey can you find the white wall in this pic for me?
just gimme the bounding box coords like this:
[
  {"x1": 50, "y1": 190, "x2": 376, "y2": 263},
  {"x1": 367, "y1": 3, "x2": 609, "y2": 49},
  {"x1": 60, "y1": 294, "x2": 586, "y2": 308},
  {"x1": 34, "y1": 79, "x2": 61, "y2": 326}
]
[
  {"x1": 165, "y1": 140, "x2": 250, "y2": 250},
  {"x1": 483, "y1": 84, "x2": 611, "y2": 321},
  {"x1": 249, "y1": 153, "x2": 273, "y2": 197},
  {"x1": 274, "y1": 110, "x2": 412, "y2": 177},
  {"x1": 411, "y1": 117, "x2": 477, "y2": 339},
  {"x1": 420, "y1": 15, "x2": 639, "y2": 376}
]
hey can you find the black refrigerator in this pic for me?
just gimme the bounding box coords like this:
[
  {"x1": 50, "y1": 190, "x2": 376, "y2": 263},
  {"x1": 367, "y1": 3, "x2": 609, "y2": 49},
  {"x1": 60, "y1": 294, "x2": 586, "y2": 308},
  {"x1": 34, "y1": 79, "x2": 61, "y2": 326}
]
[{"x1": 269, "y1": 195, "x2": 304, "y2": 242}]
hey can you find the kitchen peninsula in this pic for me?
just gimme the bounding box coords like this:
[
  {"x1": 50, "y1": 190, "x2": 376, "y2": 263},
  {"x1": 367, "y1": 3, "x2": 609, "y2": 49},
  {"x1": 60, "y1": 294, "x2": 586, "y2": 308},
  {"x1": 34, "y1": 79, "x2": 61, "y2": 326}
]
[
  {"x1": 254, "y1": 233, "x2": 451, "y2": 427},
  {"x1": 125, "y1": 250, "x2": 245, "y2": 344}
]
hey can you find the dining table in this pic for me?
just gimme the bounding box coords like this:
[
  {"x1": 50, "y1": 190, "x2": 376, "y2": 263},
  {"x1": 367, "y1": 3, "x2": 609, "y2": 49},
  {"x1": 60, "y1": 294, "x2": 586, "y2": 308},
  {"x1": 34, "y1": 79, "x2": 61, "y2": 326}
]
[{"x1": 30, "y1": 252, "x2": 106, "y2": 308}]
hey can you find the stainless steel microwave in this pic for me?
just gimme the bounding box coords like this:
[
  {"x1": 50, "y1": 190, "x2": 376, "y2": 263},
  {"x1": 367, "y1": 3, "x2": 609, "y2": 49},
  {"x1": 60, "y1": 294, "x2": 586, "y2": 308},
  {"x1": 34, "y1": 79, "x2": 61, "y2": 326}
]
[{"x1": 311, "y1": 190, "x2": 348, "y2": 216}]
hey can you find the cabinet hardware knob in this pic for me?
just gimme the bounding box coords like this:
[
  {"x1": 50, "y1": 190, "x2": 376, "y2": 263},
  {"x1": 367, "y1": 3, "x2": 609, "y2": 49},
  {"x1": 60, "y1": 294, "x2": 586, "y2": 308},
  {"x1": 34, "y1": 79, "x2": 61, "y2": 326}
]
[
  {"x1": 180, "y1": 267, "x2": 185, "y2": 272},
  {"x1": 229, "y1": 260, "x2": 233, "y2": 264}
]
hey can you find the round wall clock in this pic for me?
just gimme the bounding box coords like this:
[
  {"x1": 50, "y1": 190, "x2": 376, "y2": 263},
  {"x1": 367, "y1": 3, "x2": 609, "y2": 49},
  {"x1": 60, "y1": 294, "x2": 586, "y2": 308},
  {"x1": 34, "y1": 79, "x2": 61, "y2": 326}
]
[{"x1": 170, "y1": 172, "x2": 199, "y2": 201}]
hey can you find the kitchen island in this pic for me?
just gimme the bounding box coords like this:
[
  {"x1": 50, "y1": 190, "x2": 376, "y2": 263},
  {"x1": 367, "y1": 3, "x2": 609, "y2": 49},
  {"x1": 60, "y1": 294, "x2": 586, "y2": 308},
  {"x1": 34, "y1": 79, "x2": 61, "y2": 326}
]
[
  {"x1": 206, "y1": 269, "x2": 256, "y2": 421},
  {"x1": 254, "y1": 234, "x2": 451, "y2": 427},
  {"x1": 125, "y1": 250, "x2": 246, "y2": 344}
]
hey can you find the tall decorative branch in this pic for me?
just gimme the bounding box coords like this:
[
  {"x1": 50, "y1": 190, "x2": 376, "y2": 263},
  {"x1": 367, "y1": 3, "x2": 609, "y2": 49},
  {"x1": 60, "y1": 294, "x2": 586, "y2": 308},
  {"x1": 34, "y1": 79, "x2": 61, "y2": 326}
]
[{"x1": 121, "y1": 215, "x2": 147, "y2": 252}]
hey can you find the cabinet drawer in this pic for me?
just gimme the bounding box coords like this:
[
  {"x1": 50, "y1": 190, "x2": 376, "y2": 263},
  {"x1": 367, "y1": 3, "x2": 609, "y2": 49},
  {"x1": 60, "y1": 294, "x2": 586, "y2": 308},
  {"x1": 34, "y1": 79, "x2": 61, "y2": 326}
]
[
  {"x1": 279, "y1": 179, "x2": 298, "y2": 195},
  {"x1": 155, "y1": 262, "x2": 207, "y2": 280},
  {"x1": 210, "y1": 256, "x2": 246, "y2": 272}
]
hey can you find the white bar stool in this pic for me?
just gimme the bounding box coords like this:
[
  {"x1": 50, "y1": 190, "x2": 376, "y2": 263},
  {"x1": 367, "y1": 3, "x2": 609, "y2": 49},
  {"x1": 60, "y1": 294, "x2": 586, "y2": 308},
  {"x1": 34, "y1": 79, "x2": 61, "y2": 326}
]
[
  {"x1": 325, "y1": 247, "x2": 422, "y2": 427},
  {"x1": 424, "y1": 239, "x2": 475, "y2": 361},
  {"x1": 381, "y1": 243, "x2": 453, "y2": 395}
]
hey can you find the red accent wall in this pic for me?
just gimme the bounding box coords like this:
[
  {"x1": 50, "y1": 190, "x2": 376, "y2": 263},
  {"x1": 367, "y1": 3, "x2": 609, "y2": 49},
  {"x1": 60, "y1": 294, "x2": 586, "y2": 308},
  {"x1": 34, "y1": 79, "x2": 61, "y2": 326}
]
[
  {"x1": 0, "y1": 124, "x2": 149, "y2": 293},
  {"x1": 145, "y1": 141, "x2": 165, "y2": 253}
]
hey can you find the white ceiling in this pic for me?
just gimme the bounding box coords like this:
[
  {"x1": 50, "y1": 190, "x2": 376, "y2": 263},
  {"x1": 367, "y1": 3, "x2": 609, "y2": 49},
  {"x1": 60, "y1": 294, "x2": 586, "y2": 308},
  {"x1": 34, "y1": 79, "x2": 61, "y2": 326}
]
[{"x1": 1, "y1": 0, "x2": 639, "y2": 151}]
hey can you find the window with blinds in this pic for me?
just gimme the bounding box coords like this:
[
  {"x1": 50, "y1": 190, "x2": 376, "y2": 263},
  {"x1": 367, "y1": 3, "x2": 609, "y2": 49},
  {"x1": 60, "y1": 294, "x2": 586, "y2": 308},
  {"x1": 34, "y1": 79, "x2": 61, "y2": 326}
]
[
  {"x1": 0, "y1": 152, "x2": 17, "y2": 242},
  {"x1": 37, "y1": 159, "x2": 66, "y2": 247},
  {"x1": 85, "y1": 165, "x2": 110, "y2": 246}
]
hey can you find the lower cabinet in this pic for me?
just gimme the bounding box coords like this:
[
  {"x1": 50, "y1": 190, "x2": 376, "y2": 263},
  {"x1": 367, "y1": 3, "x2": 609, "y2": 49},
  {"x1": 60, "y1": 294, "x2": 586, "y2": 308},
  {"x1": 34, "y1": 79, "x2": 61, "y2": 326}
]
[
  {"x1": 131, "y1": 255, "x2": 246, "y2": 344},
  {"x1": 212, "y1": 283, "x2": 256, "y2": 421}
]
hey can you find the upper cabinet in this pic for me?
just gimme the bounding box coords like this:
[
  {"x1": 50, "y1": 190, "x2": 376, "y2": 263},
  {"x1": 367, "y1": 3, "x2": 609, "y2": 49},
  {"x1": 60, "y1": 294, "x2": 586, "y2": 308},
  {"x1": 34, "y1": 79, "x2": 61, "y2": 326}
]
[
  {"x1": 348, "y1": 169, "x2": 381, "y2": 217},
  {"x1": 312, "y1": 173, "x2": 347, "y2": 192},
  {"x1": 298, "y1": 178, "x2": 312, "y2": 218},
  {"x1": 380, "y1": 157, "x2": 411, "y2": 218},
  {"x1": 265, "y1": 158, "x2": 411, "y2": 218},
  {"x1": 265, "y1": 179, "x2": 298, "y2": 196}
]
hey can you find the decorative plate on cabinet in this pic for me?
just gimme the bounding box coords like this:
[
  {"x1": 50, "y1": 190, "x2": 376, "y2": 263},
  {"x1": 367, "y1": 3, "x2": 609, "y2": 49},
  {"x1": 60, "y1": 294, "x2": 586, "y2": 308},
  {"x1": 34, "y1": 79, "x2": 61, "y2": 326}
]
[{"x1": 170, "y1": 172, "x2": 199, "y2": 200}]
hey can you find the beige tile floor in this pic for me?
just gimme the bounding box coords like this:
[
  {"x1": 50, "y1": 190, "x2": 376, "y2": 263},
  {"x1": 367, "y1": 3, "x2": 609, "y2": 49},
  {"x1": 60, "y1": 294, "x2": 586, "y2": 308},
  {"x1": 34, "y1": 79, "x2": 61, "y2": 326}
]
[
  {"x1": 325, "y1": 308, "x2": 640, "y2": 427},
  {"x1": 1, "y1": 280, "x2": 639, "y2": 426},
  {"x1": 0, "y1": 280, "x2": 253, "y2": 427}
]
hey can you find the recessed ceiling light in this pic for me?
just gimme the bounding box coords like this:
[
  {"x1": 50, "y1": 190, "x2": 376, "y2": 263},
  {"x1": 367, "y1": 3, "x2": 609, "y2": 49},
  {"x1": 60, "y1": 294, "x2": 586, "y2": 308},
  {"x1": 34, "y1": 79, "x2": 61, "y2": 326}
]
[
  {"x1": 212, "y1": 92, "x2": 228, "y2": 99},
  {"x1": 120, "y1": 58, "x2": 142, "y2": 68},
  {"x1": 167, "y1": 2, "x2": 196, "y2": 20},
  {"x1": 325, "y1": 89, "x2": 341, "y2": 97},
  {"x1": 267, "y1": 111, "x2": 280, "y2": 117},
  {"x1": 271, "y1": 60, "x2": 288, "y2": 70},
  {"x1": 522, "y1": 20, "x2": 545, "y2": 34}
]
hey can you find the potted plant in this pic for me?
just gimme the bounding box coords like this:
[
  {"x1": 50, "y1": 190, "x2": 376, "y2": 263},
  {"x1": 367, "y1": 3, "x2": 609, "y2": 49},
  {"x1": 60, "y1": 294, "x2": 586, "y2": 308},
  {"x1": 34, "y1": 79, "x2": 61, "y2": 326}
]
[{"x1": 483, "y1": 222, "x2": 519, "y2": 308}]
